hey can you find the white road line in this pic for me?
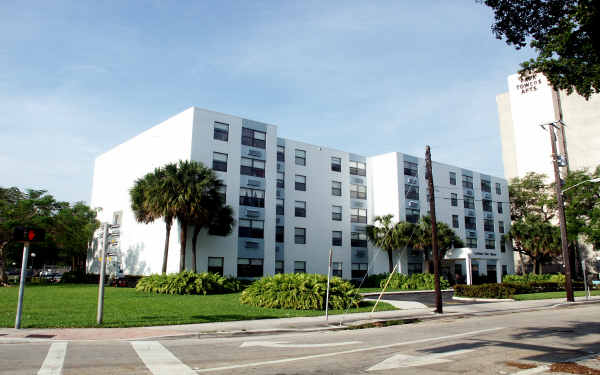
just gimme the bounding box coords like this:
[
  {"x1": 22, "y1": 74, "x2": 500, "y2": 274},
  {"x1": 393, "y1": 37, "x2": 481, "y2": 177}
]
[
  {"x1": 194, "y1": 327, "x2": 504, "y2": 373},
  {"x1": 38, "y1": 342, "x2": 67, "y2": 375},
  {"x1": 132, "y1": 341, "x2": 196, "y2": 375}
]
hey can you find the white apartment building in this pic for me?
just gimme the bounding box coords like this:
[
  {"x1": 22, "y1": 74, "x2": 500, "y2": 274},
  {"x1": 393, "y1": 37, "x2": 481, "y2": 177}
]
[{"x1": 88, "y1": 107, "x2": 513, "y2": 283}]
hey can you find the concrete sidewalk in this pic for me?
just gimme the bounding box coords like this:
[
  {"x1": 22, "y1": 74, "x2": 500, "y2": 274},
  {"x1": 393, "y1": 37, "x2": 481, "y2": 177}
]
[{"x1": 1, "y1": 295, "x2": 598, "y2": 342}]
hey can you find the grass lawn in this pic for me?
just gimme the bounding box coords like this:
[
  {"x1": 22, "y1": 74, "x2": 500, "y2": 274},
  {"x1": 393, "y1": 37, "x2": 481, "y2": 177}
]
[
  {"x1": 0, "y1": 284, "x2": 396, "y2": 328},
  {"x1": 513, "y1": 290, "x2": 600, "y2": 301}
]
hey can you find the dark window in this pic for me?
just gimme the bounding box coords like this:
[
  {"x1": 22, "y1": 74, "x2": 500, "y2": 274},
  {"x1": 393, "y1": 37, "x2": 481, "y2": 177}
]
[
  {"x1": 404, "y1": 161, "x2": 418, "y2": 177},
  {"x1": 332, "y1": 262, "x2": 342, "y2": 277},
  {"x1": 482, "y1": 199, "x2": 493, "y2": 212},
  {"x1": 294, "y1": 261, "x2": 306, "y2": 273},
  {"x1": 495, "y1": 182, "x2": 502, "y2": 195},
  {"x1": 208, "y1": 257, "x2": 224, "y2": 276},
  {"x1": 295, "y1": 149, "x2": 306, "y2": 166},
  {"x1": 408, "y1": 263, "x2": 423, "y2": 275},
  {"x1": 485, "y1": 239, "x2": 495, "y2": 249},
  {"x1": 295, "y1": 175, "x2": 306, "y2": 191},
  {"x1": 462, "y1": 175, "x2": 473, "y2": 189},
  {"x1": 501, "y1": 237, "x2": 506, "y2": 253},
  {"x1": 294, "y1": 201, "x2": 306, "y2": 217},
  {"x1": 332, "y1": 231, "x2": 342, "y2": 246},
  {"x1": 294, "y1": 227, "x2": 306, "y2": 244},
  {"x1": 405, "y1": 185, "x2": 419, "y2": 200},
  {"x1": 451, "y1": 193, "x2": 458, "y2": 206},
  {"x1": 499, "y1": 221, "x2": 505, "y2": 234},
  {"x1": 276, "y1": 225, "x2": 284, "y2": 243},
  {"x1": 217, "y1": 184, "x2": 227, "y2": 202},
  {"x1": 276, "y1": 199, "x2": 284, "y2": 215},
  {"x1": 449, "y1": 171, "x2": 456, "y2": 185},
  {"x1": 239, "y1": 188, "x2": 265, "y2": 208},
  {"x1": 352, "y1": 263, "x2": 368, "y2": 279},
  {"x1": 332, "y1": 205, "x2": 342, "y2": 221},
  {"x1": 497, "y1": 202, "x2": 503, "y2": 214},
  {"x1": 240, "y1": 157, "x2": 265, "y2": 178},
  {"x1": 213, "y1": 122, "x2": 229, "y2": 142},
  {"x1": 484, "y1": 218, "x2": 494, "y2": 232},
  {"x1": 465, "y1": 216, "x2": 477, "y2": 230},
  {"x1": 351, "y1": 208, "x2": 367, "y2": 223},
  {"x1": 350, "y1": 184, "x2": 367, "y2": 199},
  {"x1": 351, "y1": 230, "x2": 367, "y2": 247},
  {"x1": 275, "y1": 260, "x2": 284, "y2": 274},
  {"x1": 242, "y1": 127, "x2": 266, "y2": 149},
  {"x1": 406, "y1": 208, "x2": 420, "y2": 223},
  {"x1": 277, "y1": 145, "x2": 285, "y2": 162},
  {"x1": 466, "y1": 237, "x2": 477, "y2": 248},
  {"x1": 502, "y1": 264, "x2": 508, "y2": 276},
  {"x1": 332, "y1": 181, "x2": 342, "y2": 196},
  {"x1": 452, "y1": 215, "x2": 459, "y2": 228},
  {"x1": 277, "y1": 172, "x2": 284, "y2": 188},
  {"x1": 481, "y1": 179, "x2": 491, "y2": 193},
  {"x1": 237, "y1": 258, "x2": 263, "y2": 278},
  {"x1": 331, "y1": 156, "x2": 341, "y2": 172},
  {"x1": 238, "y1": 219, "x2": 264, "y2": 239},
  {"x1": 212, "y1": 152, "x2": 228, "y2": 172},
  {"x1": 464, "y1": 196, "x2": 475, "y2": 209},
  {"x1": 349, "y1": 161, "x2": 366, "y2": 176}
]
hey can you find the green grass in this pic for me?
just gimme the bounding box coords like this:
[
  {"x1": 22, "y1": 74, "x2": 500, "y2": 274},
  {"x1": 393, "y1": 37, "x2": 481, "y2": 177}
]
[
  {"x1": 513, "y1": 290, "x2": 600, "y2": 301},
  {"x1": 0, "y1": 284, "x2": 396, "y2": 328}
]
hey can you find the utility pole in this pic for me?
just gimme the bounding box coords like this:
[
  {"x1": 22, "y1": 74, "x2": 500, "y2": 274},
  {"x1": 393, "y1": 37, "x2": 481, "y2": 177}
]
[
  {"x1": 547, "y1": 124, "x2": 574, "y2": 302},
  {"x1": 425, "y1": 146, "x2": 442, "y2": 314}
]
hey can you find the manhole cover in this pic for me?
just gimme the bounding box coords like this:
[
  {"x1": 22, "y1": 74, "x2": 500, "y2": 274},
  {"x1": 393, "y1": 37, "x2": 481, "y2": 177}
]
[{"x1": 25, "y1": 334, "x2": 55, "y2": 339}]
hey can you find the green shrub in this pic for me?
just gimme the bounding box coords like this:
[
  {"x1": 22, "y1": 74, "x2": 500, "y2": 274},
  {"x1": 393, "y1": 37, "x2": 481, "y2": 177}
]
[
  {"x1": 239, "y1": 273, "x2": 361, "y2": 310},
  {"x1": 502, "y1": 274, "x2": 565, "y2": 284},
  {"x1": 362, "y1": 273, "x2": 389, "y2": 288},
  {"x1": 135, "y1": 271, "x2": 240, "y2": 295},
  {"x1": 381, "y1": 273, "x2": 450, "y2": 290},
  {"x1": 454, "y1": 283, "x2": 516, "y2": 299}
]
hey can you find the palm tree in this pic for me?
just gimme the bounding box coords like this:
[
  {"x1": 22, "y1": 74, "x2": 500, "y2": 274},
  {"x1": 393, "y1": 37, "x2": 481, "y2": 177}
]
[
  {"x1": 413, "y1": 216, "x2": 464, "y2": 273},
  {"x1": 367, "y1": 215, "x2": 416, "y2": 273}
]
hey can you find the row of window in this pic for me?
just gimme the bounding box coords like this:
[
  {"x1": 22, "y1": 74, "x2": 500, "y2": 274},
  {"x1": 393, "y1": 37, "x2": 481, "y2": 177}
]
[
  {"x1": 450, "y1": 193, "x2": 504, "y2": 213},
  {"x1": 274, "y1": 226, "x2": 367, "y2": 247},
  {"x1": 464, "y1": 237, "x2": 508, "y2": 252},
  {"x1": 448, "y1": 171, "x2": 502, "y2": 195},
  {"x1": 214, "y1": 123, "x2": 267, "y2": 149},
  {"x1": 451, "y1": 215, "x2": 505, "y2": 233}
]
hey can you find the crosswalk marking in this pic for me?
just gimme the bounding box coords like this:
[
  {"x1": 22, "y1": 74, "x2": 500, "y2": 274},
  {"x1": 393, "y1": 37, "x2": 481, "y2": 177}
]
[
  {"x1": 131, "y1": 341, "x2": 196, "y2": 375},
  {"x1": 38, "y1": 342, "x2": 67, "y2": 375}
]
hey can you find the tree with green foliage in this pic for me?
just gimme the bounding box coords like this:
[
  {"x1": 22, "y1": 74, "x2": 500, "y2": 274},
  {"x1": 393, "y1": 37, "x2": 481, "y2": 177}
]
[
  {"x1": 367, "y1": 215, "x2": 415, "y2": 273},
  {"x1": 562, "y1": 166, "x2": 600, "y2": 248},
  {"x1": 413, "y1": 216, "x2": 464, "y2": 273},
  {"x1": 482, "y1": 0, "x2": 600, "y2": 99}
]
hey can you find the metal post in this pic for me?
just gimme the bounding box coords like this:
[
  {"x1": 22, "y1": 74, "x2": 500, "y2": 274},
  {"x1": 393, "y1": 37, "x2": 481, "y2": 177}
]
[
  {"x1": 15, "y1": 242, "x2": 30, "y2": 329},
  {"x1": 325, "y1": 248, "x2": 332, "y2": 321},
  {"x1": 548, "y1": 125, "x2": 574, "y2": 302},
  {"x1": 426, "y1": 146, "x2": 443, "y2": 314},
  {"x1": 97, "y1": 224, "x2": 108, "y2": 324}
]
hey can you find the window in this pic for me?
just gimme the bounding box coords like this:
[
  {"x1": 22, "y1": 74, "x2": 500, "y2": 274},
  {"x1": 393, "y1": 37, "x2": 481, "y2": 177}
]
[
  {"x1": 332, "y1": 181, "x2": 342, "y2": 196},
  {"x1": 332, "y1": 205, "x2": 342, "y2": 221},
  {"x1": 482, "y1": 199, "x2": 493, "y2": 212},
  {"x1": 449, "y1": 171, "x2": 457, "y2": 185},
  {"x1": 497, "y1": 202, "x2": 503, "y2": 214},
  {"x1": 465, "y1": 237, "x2": 477, "y2": 248},
  {"x1": 238, "y1": 219, "x2": 264, "y2": 239},
  {"x1": 240, "y1": 157, "x2": 265, "y2": 178},
  {"x1": 332, "y1": 262, "x2": 342, "y2": 277},
  {"x1": 351, "y1": 183, "x2": 367, "y2": 199},
  {"x1": 295, "y1": 149, "x2": 306, "y2": 166},
  {"x1": 277, "y1": 145, "x2": 285, "y2": 162},
  {"x1": 502, "y1": 264, "x2": 508, "y2": 276},
  {"x1": 352, "y1": 263, "x2": 368, "y2": 279},
  {"x1": 237, "y1": 258, "x2": 263, "y2": 278},
  {"x1": 465, "y1": 216, "x2": 477, "y2": 230},
  {"x1": 276, "y1": 225, "x2": 284, "y2": 242},
  {"x1": 294, "y1": 227, "x2": 306, "y2": 244},
  {"x1": 332, "y1": 231, "x2": 342, "y2": 246},
  {"x1": 451, "y1": 193, "x2": 458, "y2": 207},
  {"x1": 484, "y1": 218, "x2": 494, "y2": 232},
  {"x1": 294, "y1": 261, "x2": 306, "y2": 273},
  {"x1": 276, "y1": 199, "x2": 284, "y2": 215},
  {"x1": 241, "y1": 127, "x2": 266, "y2": 149},
  {"x1": 295, "y1": 201, "x2": 306, "y2": 217},
  {"x1": 462, "y1": 175, "x2": 473, "y2": 189},
  {"x1": 212, "y1": 152, "x2": 228, "y2": 172},
  {"x1": 351, "y1": 230, "x2": 367, "y2": 247},
  {"x1": 217, "y1": 184, "x2": 227, "y2": 201},
  {"x1": 501, "y1": 237, "x2": 506, "y2": 253},
  {"x1": 275, "y1": 260, "x2": 284, "y2": 274},
  {"x1": 464, "y1": 196, "x2": 475, "y2": 209},
  {"x1": 404, "y1": 161, "x2": 418, "y2": 177},
  {"x1": 499, "y1": 221, "x2": 505, "y2": 234},
  {"x1": 349, "y1": 161, "x2": 366, "y2": 176},
  {"x1": 331, "y1": 156, "x2": 341, "y2": 172},
  {"x1": 240, "y1": 188, "x2": 265, "y2": 208},
  {"x1": 351, "y1": 208, "x2": 367, "y2": 223},
  {"x1": 277, "y1": 172, "x2": 284, "y2": 188},
  {"x1": 406, "y1": 208, "x2": 420, "y2": 223},
  {"x1": 408, "y1": 263, "x2": 423, "y2": 275},
  {"x1": 405, "y1": 185, "x2": 419, "y2": 200},
  {"x1": 208, "y1": 257, "x2": 224, "y2": 276},
  {"x1": 481, "y1": 179, "x2": 491, "y2": 193},
  {"x1": 245, "y1": 241, "x2": 259, "y2": 249},
  {"x1": 112, "y1": 210, "x2": 123, "y2": 225},
  {"x1": 452, "y1": 215, "x2": 459, "y2": 228},
  {"x1": 495, "y1": 182, "x2": 502, "y2": 195},
  {"x1": 485, "y1": 239, "x2": 496, "y2": 249},
  {"x1": 213, "y1": 122, "x2": 229, "y2": 141},
  {"x1": 295, "y1": 175, "x2": 306, "y2": 191}
]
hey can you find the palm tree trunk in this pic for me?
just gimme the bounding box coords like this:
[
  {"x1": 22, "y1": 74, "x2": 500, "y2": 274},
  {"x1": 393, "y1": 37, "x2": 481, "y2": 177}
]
[
  {"x1": 162, "y1": 220, "x2": 172, "y2": 274},
  {"x1": 423, "y1": 250, "x2": 431, "y2": 274},
  {"x1": 387, "y1": 249, "x2": 393, "y2": 273},
  {"x1": 179, "y1": 221, "x2": 188, "y2": 272},
  {"x1": 191, "y1": 226, "x2": 200, "y2": 273},
  {"x1": 532, "y1": 258, "x2": 538, "y2": 275}
]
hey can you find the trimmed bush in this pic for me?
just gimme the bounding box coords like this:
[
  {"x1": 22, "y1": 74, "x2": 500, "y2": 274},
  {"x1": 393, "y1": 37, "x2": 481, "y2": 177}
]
[
  {"x1": 454, "y1": 283, "x2": 516, "y2": 299},
  {"x1": 362, "y1": 273, "x2": 390, "y2": 288},
  {"x1": 381, "y1": 273, "x2": 450, "y2": 290},
  {"x1": 502, "y1": 274, "x2": 565, "y2": 284},
  {"x1": 239, "y1": 273, "x2": 361, "y2": 310},
  {"x1": 135, "y1": 271, "x2": 241, "y2": 295}
]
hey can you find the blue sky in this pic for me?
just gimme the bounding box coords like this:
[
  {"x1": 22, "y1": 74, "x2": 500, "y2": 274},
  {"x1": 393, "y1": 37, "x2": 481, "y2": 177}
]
[{"x1": 0, "y1": 1, "x2": 533, "y2": 203}]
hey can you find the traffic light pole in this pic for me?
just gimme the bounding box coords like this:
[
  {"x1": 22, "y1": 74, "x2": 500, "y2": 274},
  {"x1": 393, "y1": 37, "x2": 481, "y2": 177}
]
[
  {"x1": 15, "y1": 241, "x2": 30, "y2": 329},
  {"x1": 97, "y1": 224, "x2": 108, "y2": 324}
]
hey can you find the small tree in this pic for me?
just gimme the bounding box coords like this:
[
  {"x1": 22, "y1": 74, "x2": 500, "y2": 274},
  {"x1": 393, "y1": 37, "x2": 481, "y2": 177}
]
[
  {"x1": 413, "y1": 216, "x2": 464, "y2": 273},
  {"x1": 367, "y1": 215, "x2": 415, "y2": 273}
]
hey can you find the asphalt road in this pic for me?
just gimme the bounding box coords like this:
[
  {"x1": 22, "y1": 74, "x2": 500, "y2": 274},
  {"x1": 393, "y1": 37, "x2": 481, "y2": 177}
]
[
  {"x1": 364, "y1": 290, "x2": 482, "y2": 307},
  {"x1": 2, "y1": 304, "x2": 600, "y2": 374}
]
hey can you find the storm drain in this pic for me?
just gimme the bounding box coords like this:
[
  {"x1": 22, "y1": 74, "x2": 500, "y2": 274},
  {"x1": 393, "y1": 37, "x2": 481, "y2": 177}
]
[{"x1": 25, "y1": 334, "x2": 55, "y2": 339}]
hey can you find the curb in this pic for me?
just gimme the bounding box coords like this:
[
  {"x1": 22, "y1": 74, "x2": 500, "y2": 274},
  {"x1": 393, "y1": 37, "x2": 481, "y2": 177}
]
[
  {"x1": 452, "y1": 296, "x2": 515, "y2": 302},
  {"x1": 361, "y1": 289, "x2": 454, "y2": 297}
]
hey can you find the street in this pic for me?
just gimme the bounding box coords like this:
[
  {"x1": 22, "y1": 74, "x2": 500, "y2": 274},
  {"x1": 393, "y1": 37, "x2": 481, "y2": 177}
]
[{"x1": 1, "y1": 304, "x2": 599, "y2": 374}]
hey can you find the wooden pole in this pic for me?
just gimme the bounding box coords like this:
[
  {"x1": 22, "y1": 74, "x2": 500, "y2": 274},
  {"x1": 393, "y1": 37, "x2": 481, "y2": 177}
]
[{"x1": 425, "y1": 146, "x2": 443, "y2": 314}]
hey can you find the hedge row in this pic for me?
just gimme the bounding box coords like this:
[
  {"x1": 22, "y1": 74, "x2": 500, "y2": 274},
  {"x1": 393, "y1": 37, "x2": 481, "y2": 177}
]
[
  {"x1": 455, "y1": 280, "x2": 586, "y2": 299},
  {"x1": 502, "y1": 274, "x2": 565, "y2": 284},
  {"x1": 135, "y1": 271, "x2": 241, "y2": 295},
  {"x1": 382, "y1": 273, "x2": 450, "y2": 290}
]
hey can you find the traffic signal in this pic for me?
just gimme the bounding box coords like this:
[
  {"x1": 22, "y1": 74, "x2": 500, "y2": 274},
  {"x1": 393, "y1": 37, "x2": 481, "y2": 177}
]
[{"x1": 12, "y1": 227, "x2": 45, "y2": 243}]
